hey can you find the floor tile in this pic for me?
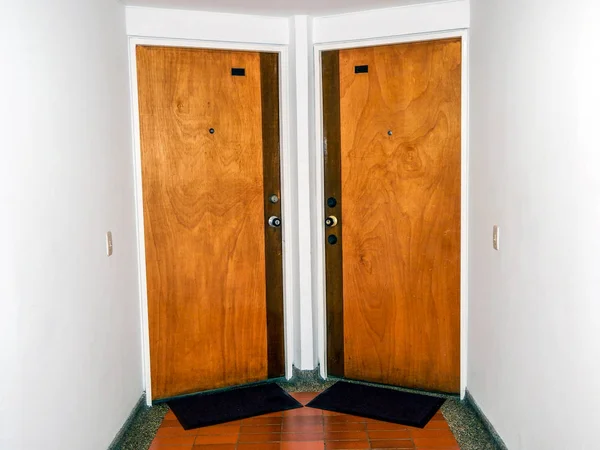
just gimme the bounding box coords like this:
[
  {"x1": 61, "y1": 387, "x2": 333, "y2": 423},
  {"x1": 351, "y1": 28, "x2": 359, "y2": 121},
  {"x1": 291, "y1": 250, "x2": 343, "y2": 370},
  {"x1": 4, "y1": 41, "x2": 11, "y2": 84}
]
[
  {"x1": 195, "y1": 425, "x2": 240, "y2": 435},
  {"x1": 237, "y1": 433, "x2": 281, "y2": 443},
  {"x1": 324, "y1": 422, "x2": 366, "y2": 432},
  {"x1": 325, "y1": 440, "x2": 370, "y2": 449},
  {"x1": 258, "y1": 411, "x2": 284, "y2": 418},
  {"x1": 324, "y1": 431, "x2": 368, "y2": 441},
  {"x1": 413, "y1": 447, "x2": 459, "y2": 450},
  {"x1": 409, "y1": 429, "x2": 456, "y2": 439},
  {"x1": 282, "y1": 416, "x2": 324, "y2": 426},
  {"x1": 193, "y1": 434, "x2": 238, "y2": 445},
  {"x1": 281, "y1": 442, "x2": 325, "y2": 450},
  {"x1": 423, "y1": 420, "x2": 450, "y2": 430},
  {"x1": 155, "y1": 425, "x2": 198, "y2": 437},
  {"x1": 241, "y1": 416, "x2": 283, "y2": 425},
  {"x1": 369, "y1": 439, "x2": 415, "y2": 449},
  {"x1": 412, "y1": 437, "x2": 459, "y2": 448},
  {"x1": 163, "y1": 410, "x2": 178, "y2": 420},
  {"x1": 150, "y1": 445, "x2": 193, "y2": 450},
  {"x1": 191, "y1": 445, "x2": 236, "y2": 450},
  {"x1": 366, "y1": 422, "x2": 409, "y2": 431},
  {"x1": 281, "y1": 432, "x2": 325, "y2": 441},
  {"x1": 324, "y1": 415, "x2": 366, "y2": 424},
  {"x1": 283, "y1": 407, "x2": 323, "y2": 416},
  {"x1": 282, "y1": 423, "x2": 324, "y2": 433},
  {"x1": 161, "y1": 419, "x2": 184, "y2": 428},
  {"x1": 367, "y1": 429, "x2": 412, "y2": 440},
  {"x1": 151, "y1": 436, "x2": 196, "y2": 446},
  {"x1": 290, "y1": 392, "x2": 320, "y2": 404},
  {"x1": 240, "y1": 425, "x2": 281, "y2": 434},
  {"x1": 236, "y1": 444, "x2": 280, "y2": 450}
]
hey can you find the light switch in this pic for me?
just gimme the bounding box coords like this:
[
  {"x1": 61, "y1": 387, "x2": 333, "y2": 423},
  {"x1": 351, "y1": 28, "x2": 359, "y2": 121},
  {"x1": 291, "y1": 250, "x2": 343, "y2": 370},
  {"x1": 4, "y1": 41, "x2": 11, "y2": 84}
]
[
  {"x1": 106, "y1": 231, "x2": 113, "y2": 256},
  {"x1": 493, "y1": 225, "x2": 500, "y2": 251}
]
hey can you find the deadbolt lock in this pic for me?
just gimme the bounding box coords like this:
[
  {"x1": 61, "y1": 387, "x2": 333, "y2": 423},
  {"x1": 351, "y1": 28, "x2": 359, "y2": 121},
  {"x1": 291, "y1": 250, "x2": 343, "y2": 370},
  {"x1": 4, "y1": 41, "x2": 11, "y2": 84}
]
[{"x1": 325, "y1": 216, "x2": 338, "y2": 228}]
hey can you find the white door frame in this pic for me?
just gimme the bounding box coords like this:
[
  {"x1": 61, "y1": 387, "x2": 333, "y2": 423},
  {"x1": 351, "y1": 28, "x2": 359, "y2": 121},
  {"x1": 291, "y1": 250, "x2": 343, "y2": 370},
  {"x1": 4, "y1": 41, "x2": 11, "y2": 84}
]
[
  {"x1": 312, "y1": 29, "x2": 470, "y2": 398},
  {"x1": 127, "y1": 37, "x2": 294, "y2": 405}
]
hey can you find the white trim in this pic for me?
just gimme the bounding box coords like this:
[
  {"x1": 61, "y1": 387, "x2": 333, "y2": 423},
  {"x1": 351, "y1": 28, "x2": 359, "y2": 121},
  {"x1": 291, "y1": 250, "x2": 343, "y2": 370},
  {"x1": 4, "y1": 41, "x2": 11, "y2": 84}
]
[
  {"x1": 128, "y1": 37, "x2": 294, "y2": 405},
  {"x1": 459, "y1": 30, "x2": 470, "y2": 400},
  {"x1": 312, "y1": 29, "x2": 469, "y2": 397},
  {"x1": 127, "y1": 42, "x2": 151, "y2": 404},
  {"x1": 125, "y1": 6, "x2": 289, "y2": 45},
  {"x1": 278, "y1": 46, "x2": 296, "y2": 383},
  {"x1": 290, "y1": 16, "x2": 316, "y2": 370},
  {"x1": 313, "y1": 0, "x2": 469, "y2": 45}
]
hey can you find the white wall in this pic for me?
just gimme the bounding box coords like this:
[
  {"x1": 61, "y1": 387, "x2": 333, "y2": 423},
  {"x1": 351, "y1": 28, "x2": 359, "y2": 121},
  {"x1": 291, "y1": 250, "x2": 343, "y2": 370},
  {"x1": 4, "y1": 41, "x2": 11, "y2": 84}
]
[
  {"x1": 0, "y1": 1, "x2": 142, "y2": 449},
  {"x1": 468, "y1": 0, "x2": 600, "y2": 448}
]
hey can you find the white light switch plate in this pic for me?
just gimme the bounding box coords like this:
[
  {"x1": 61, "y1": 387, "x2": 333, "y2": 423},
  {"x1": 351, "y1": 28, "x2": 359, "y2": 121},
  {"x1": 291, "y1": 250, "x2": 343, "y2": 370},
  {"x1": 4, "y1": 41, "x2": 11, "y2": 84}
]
[
  {"x1": 106, "y1": 231, "x2": 113, "y2": 256},
  {"x1": 493, "y1": 225, "x2": 500, "y2": 251}
]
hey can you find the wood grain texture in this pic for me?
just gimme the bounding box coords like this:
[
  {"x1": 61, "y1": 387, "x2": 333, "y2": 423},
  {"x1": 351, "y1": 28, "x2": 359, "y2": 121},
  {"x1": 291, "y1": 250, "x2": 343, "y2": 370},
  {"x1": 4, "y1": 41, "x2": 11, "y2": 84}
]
[
  {"x1": 322, "y1": 50, "x2": 345, "y2": 377},
  {"x1": 137, "y1": 46, "x2": 268, "y2": 399},
  {"x1": 260, "y1": 52, "x2": 285, "y2": 378},
  {"x1": 339, "y1": 39, "x2": 462, "y2": 393}
]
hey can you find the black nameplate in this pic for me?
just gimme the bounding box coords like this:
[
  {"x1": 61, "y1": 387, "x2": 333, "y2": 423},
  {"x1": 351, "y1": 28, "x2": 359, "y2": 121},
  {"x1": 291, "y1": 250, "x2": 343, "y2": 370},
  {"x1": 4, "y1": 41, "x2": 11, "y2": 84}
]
[
  {"x1": 354, "y1": 65, "x2": 368, "y2": 74},
  {"x1": 232, "y1": 68, "x2": 246, "y2": 76}
]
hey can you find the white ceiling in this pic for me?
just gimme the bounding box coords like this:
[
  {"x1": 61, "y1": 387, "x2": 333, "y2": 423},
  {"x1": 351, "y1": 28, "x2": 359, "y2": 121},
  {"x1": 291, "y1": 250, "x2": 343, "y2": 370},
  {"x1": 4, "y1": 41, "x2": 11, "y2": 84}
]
[{"x1": 122, "y1": 0, "x2": 443, "y2": 17}]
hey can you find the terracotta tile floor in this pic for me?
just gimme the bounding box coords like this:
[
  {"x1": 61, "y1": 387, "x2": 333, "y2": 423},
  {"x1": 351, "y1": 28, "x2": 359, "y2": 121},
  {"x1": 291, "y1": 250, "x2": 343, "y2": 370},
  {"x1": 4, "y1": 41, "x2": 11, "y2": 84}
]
[{"x1": 149, "y1": 392, "x2": 459, "y2": 450}]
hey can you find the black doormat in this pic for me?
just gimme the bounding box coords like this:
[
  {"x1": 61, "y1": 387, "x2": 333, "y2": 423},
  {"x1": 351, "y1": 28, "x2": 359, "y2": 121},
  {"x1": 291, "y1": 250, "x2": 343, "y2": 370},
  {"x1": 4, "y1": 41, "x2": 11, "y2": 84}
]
[
  {"x1": 167, "y1": 382, "x2": 302, "y2": 430},
  {"x1": 306, "y1": 381, "x2": 445, "y2": 428}
]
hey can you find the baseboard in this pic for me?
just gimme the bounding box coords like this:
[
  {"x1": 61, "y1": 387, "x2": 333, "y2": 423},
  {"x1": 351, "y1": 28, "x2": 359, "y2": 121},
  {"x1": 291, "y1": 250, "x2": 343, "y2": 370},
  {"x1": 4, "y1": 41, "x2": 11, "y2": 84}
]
[
  {"x1": 108, "y1": 393, "x2": 146, "y2": 450},
  {"x1": 465, "y1": 390, "x2": 508, "y2": 450}
]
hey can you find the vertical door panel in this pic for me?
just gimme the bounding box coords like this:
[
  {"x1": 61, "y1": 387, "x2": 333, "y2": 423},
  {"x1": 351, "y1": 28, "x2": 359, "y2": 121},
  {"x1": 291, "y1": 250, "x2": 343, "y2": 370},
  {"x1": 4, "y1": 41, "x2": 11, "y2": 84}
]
[
  {"x1": 322, "y1": 51, "x2": 345, "y2": 377},
  {"x1": 260, "y1": 53, "x2": 285, "y2": 379},
  {"x1": 326, "y1": 39, "x2": 462, "y2": 393},
  {"x1": 137, "y1": 46, "x2": 272, "y2": 399}
]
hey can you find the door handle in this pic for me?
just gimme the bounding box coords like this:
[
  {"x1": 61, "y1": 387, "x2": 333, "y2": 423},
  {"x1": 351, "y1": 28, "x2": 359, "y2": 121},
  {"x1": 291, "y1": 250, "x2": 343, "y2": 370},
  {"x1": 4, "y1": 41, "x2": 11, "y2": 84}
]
[
  {"x1": 268, "y1": 216, "x2": 282, "y2": 228},
  {"x1": 325, "y1": 216, "x2": 338, "y2": 228}
]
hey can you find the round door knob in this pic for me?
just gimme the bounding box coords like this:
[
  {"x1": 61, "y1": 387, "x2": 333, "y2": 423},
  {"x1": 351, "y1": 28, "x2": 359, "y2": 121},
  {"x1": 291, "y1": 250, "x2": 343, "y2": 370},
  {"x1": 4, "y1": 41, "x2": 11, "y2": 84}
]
[
  {"x1": 268, "y1": 216, "x2": 282, "y2": 228},
  {"x1": 325, "y1": 216, "x2": 338, "y2": 227}
]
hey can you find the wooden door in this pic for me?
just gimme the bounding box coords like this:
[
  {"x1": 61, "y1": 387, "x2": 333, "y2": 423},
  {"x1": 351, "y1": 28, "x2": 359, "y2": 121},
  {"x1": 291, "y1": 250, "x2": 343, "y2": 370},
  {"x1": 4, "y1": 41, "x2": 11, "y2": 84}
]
[
  {"x1": 323, "y1": 39, "x2": 462, "y2": 393},
  {"x1": 136, "y1": 46, "x2": 284, "y2": 400}
]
